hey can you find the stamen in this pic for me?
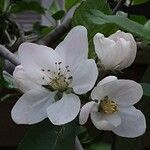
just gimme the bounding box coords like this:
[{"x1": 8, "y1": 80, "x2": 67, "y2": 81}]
[
  {"x1": 98, "y1": 96, "x2": 118, "y2": 114},
  {"x1": 43, "y1": 61, "x2": 73, "y2": 92}
]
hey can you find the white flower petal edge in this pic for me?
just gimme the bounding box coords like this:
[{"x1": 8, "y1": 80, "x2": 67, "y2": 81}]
[
  {"x1": 47, "y1": 94, "x2": 81, "y2": 125},
  {"x1": 55, "y1": 25, "x2": 88, "y2": 69},
  {"x1": 80, "y1": 76, "x2": 146, "y2": 137},
  {"x1": 92, "y1": 77, "x2": 143, "y2": 106},
  {"x1": 79, "y1": 101, "x2": 95, "y2": 125},
  {"x1": 72, "y1": 59, "x2": 98, "y2": 95},
  {"x1": 11, "y1": 88, "x2": 55, "y2": 124},
  {"x1": 93, "y1": 30, "x2": 137, "y2": 70},
  {"x1": 97, "y1": 76, "x2": 118, "y2": 86},
  {"x1": 13, "y1": 65, "x2": 40, "y2": 93},
  {"x1": 18, "y1": 42, "x2": 56, "y2": 85},
  {"x1": 109, "y1": 30, "x2": 137, "y2": 70},
  {"x1": 91, "y1": 111, "x2": 121, "y2": 130},
  {"x1": 113, "y1": 106, "x2": 146, "y2": 138}
]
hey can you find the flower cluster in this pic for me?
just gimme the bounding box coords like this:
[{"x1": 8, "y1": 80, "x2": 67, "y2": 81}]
[{"x1": 12, "y1": 26, "x2": 146, "y2": 138}]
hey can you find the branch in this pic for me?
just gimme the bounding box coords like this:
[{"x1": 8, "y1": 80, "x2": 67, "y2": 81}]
[
  {"x1": 37, "y1": 18, "x2": 71, "y2": 47},
  {"x1": 0, "y1": 45, "x2": 20, "y2": 66},
  {"x1": 112, "y1": 0, "x2": 126, "y2": 14},
  {"x1": 109, "y1": 0, "x2": 150, "y2": 18}
]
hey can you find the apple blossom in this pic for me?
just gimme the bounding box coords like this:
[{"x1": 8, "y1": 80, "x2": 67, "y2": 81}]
[
  {"x1": 11, "y1": 26, "x2": 98, "y2": 125},
  {"x1": 93, "y1": 30, "x2": 137, "y2": 70},
  {"x1": 79, "y1": 76, "x2": 146, "y2": 138}
]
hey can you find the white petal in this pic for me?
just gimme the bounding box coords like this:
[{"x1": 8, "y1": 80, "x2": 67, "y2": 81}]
[
  {"x1": 11, "y1": 88, "x2": 55, "y2": 124},
  {"x1": 55, "y1": 26, "x2": 88, "y2": 69},
  {"x1": 113, "y1": 106, "x2": 146, "y2": 138},
  {"x1": 109, "y1": 30, "x2": 137, "y2": 69},
  {"x1": 97, "y1": 76, "x2": 118, "y2": 86},
  {"x1": 47, "y1": 94, "x2": 81, "y2": 125},
  {"x1": 112, "y1": 80, "x2": 143, "y2": 106},
  {"x1": 93, "y1": 79, "x2": 143, "y2": 106},
  {"x1": 79, "y1": 101, "x2": 96, "y2": 125},
  {"x1": 93, "y1": 33, "x2": 132, "y2": 70},
  {"x1": 13, "y1": 65, "x2": 40, "y2": 93},
  {"x1": 18, "y1": 42, "x2": 57, "y2": 85},
  {"x1": 91, "y1": 112, "x2": 121, "y2": 130},
  {"x1": 72, "y1": 59, "x2": 98, "y2": 95},
  {"x1": 93, "y1": 33, "x2": 116, "y2": 69},
  {"x1": 91, "y1": 86, "x2": 106, "y2": 101},
  {"x1": 91, "y1": 76, "x2": 117, "y2": 101}
]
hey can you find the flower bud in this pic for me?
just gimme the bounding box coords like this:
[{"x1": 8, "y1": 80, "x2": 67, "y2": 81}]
[{"x1": 93, "y1": 30, "x2": 137, "y2": 70}]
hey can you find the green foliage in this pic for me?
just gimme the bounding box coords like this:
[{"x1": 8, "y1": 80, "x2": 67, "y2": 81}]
[
  {"x1": 65, "y1": 0, "x2": 81, "y2": 11},
  {"x1": 141, "y1": 83, "x2": 150, "y2": 97},
  {"x1": 17, "y1": 119, "x2": 78, "y2": 150},
  {"x1": 0, "y1": 58, "x2": 8, "y2": 87},
  {"x1": 88, "y1": 142, "x2": 111, "y2": 150},
  {"x1": 87, "y1": 10, "x2": 150, "y2": 42},
  {"x1": 72, "y1": 0, "x2": 118, "y2": 58},
  {"x1": 133, "y1": 0, "x2": 149, "y2": 4},
  {"x1": 52, "y1": 10, "x2": 66, "y2": 20},
  {"x1": 11, "y1": 1, "x2": 45, "y2": 14},
  {"x1": 33, "y1": 22, "x2": 53, "y2": 37}
]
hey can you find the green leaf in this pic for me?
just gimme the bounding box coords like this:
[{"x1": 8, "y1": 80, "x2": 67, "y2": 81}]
[
  {"x1": 141, "y1": 83, "x2": 150, "y2": 97},
  {"x1": 52, "y1": 10, "x2": 65, "y2": 20},
  {"x1": 72, "y1": 0, "x2": 118, "y2": 58},
  {"x1": 17, "y1": 119, "x2": 78, "y2": 150},
  {"x1": 87, "y1": 10, "x2": 150, "y2": 41},
  {"x1": 3, "y1": 71, "x2": 15, "y2": 88},
  {"x1": 11, "y1": 1, "x2": 45, "y2": 14},
  {"x1": 65, "y1": 0, "x2": 81, "y2": 11},
  {"x1": 0, "y1": 58, "x2": 8, "y2": 87},
  {"x1": 133, "y1": 0, "x2": 149, "y2": 4},
  {"x1": 88, "y1": 142, "x2": 111, "y2": 150},
  {"x1": 33, "y1": 22, "x2": 53, "y2": 37}
]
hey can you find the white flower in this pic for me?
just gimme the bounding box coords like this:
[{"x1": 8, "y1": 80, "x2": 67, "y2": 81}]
[
  {"x1": 93, "y1": 30, "x2": 137, "y2": 70},
  {"x1": 11, "y1": 26, "x2": 98, "y2": 125},
  {"x1": 79, "y1": 76, "x2": 146, "y2": 138}
]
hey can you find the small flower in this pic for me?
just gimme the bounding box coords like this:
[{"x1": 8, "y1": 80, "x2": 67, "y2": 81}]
[
  {"x1": 11, "y1": 26, "x2": 98, "y2": 125},
  {"x1": 93, "y1": 30, "x2": 137, "y2": 70},
  {"x1": 79, "y1": 76, "x2": 146, "y2": 138}
]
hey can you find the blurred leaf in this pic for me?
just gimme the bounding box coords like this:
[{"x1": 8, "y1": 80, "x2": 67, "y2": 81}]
[
  {"x1": 72, "y1": 0, "x2": 118, "y2": 58},
  {"x1": 88, "y1": 142, "x2": 111, "y2": 150},
  {"x1": 17, "y1": 119, "x2": 78, "y2": 150},
  {"x1": 11, "y1": 1, "x2": 45, "y2": 14},
  {"x1": 133, "y1": 0, "x2": 149, "y2": 4},
  {"x1": 1, "y1": 93, "x2": 19, "y2": 101},
  {"x1": 52, "y1": 10, "x2": 65, "y2": 20},
  {"x1": 142, "y1": 65, "x2": 150, "y2": 83},
  {"x1": 87, "y1": 10, "x2": 150, "y2": 42},
  {"x1": 144, "y1": 20, "x2": 150, "y2": 29},
  {"x1": 141, "y1": 83, "x2": 150, "y2": 97},
  {"x1": 50, "y1": 1, "x2": 61, "y2": 14},
  {"x1": 129, "y1": 15, "x2": 147, "y2": 25},
  {"x1": 65, "y1": 0, "x2": 81, "y2": 11},
  {"x1": 0, "y1": 58, "x2": 8, "y2": 87},
  {"x1": 0, "y1": 0, "x2": 4, "y2": 12},
  {"x1": 33, "y1": 22, "x2": 53, "y2": 37},
  {"x1": 3, "y1": 71, "x2": 15, "y2": 88}
]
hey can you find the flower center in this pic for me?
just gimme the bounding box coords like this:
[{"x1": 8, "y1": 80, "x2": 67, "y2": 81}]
[
  {"x1": 41, "y1": 62, "x2": 72, "y2": 92},
  {"x1": 98, "y1": 96, "x2": 118, "y2": 114}
]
